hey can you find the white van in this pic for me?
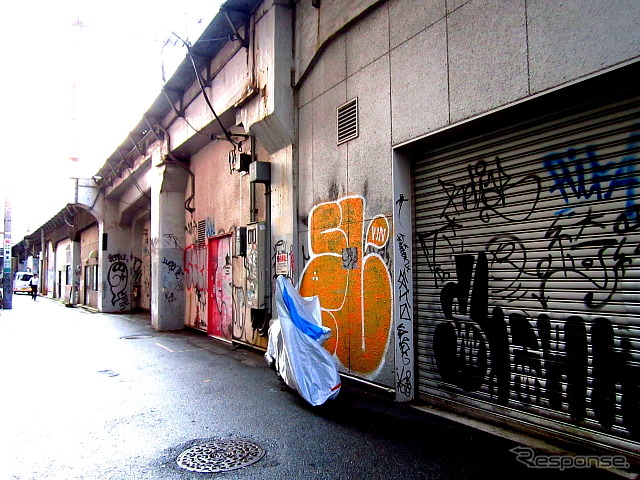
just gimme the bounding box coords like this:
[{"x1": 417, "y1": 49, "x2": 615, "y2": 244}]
[{"x1": 13, "y1": 272, "x2": 34, "y2": 294}]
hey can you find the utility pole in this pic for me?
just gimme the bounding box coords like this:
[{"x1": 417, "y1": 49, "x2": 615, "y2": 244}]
[{"x1": 3, "y1": 198, "x2": 12, "y2": 309}]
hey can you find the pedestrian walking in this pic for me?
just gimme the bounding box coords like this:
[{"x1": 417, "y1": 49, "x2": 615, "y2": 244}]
[{"x1": 29, "y1": 274, "x2": 39, "y2": 300}]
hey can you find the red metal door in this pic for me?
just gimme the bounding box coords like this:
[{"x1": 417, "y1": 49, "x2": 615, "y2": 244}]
[{"x1": 207, "y1": 234, "x2": 233, "y2": 340}]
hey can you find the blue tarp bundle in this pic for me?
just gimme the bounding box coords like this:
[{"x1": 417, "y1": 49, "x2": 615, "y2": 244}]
[{"x1": 265, "y1": 276, "x2": 341, "y2": 406}]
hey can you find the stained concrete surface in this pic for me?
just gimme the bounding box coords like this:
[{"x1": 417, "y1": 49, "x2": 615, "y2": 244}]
[{"x1": 0, "y1": 294, "x2": 624, "y2": 479}]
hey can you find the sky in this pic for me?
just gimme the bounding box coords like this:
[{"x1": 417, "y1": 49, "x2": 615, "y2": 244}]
[{"x1": 0, "y1": 0, "x2": 223, "y2": 243}]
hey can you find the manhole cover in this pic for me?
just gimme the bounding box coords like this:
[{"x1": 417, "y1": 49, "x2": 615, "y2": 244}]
[
  {"x1": 176, "y1": 439, "x2": 265, "y2": 473},
  {"x1": 120, "y1": 334, "x2": 154, "y2": 340}
]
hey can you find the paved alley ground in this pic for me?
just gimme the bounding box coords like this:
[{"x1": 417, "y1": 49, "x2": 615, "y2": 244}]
[{"x1": 0, "y1": 294, "x2": 624, "y2": 479}]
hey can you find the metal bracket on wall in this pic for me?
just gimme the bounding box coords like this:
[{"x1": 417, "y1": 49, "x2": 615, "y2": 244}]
[{"x1": 221, "y1": 7, "x2": 250, "y2": 49}]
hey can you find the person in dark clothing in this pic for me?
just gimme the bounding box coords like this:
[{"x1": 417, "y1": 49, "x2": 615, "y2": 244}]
[{"x1": 29, "y1": 274, "x2": 39, "y2": 300}]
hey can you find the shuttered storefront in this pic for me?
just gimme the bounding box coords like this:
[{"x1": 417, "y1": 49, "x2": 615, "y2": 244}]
[{"x1": 413, "y1": 92, "x2": 640, "y2": 459}]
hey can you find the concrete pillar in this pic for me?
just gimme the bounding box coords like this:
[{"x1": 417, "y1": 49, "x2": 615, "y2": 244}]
[
  {"x1": 98, "y1": 199, "x2": 134, "y2": 313},
  {"x1": 238, "y1": 3, "x2": 294, "y2": 154},
  {"x1": 151, "y1": 163, "x2": 189, "y2": 331},
  {"x1": 70, "y1": 240, "x2": 81, "y2": 305}
]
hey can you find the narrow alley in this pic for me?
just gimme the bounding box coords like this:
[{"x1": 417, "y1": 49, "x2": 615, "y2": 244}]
[{"x1": 0, "y1": 294, "x2": 622, "y2": 480}]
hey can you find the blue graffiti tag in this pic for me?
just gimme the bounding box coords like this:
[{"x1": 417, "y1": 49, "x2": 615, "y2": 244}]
[{"x1": 542, "y1": 130, "x2": 639, "y2": 217}]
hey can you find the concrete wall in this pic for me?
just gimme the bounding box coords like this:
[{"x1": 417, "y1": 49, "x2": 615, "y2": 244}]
[
  {"x1": 184, "y1": 135, "x2": 270, "y2": 348},
  {"x1": 293, "y1": 0, "x2": 640, "y2": 387},
  {"x1": 297, "y1": 0, "x2": 640, "y2": 144},
  {"x1": 98, "y1": 199, "x2": 135, "y2": 313}
]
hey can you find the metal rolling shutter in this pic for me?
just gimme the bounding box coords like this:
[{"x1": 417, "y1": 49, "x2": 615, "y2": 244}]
[{"x1": 413, "y1": 94, "x2": 640, "y2": 458}]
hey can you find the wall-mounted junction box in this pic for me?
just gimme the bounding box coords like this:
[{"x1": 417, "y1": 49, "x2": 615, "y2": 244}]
[
  {"x1": 246, "y1": 221, "x2": 267, "y2": 309},
  {"x1": 234, "y1": 226, "x2": 246, "y2": 257}
]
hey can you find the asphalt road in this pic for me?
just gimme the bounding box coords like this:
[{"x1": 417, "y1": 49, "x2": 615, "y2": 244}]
[{"x1": 0, "y1": 294, "x2": 621, "y2": 480}]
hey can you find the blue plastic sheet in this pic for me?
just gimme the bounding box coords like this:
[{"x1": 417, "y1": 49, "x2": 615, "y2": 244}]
[{"x1": 265, "y1": 276, "x2": 341, "y2": 406}]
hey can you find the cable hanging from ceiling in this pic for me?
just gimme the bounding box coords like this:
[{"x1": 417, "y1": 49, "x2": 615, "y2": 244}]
[{"x1": 164, "y1": 31, "x2": 247, "y2": 151}]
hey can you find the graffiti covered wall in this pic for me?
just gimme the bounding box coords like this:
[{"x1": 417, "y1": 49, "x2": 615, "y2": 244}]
[
  {"x1": 413, "y1": 109, "x2": 640, "y2": 452},
  {"x1": 299, "y1": 196, "x2": 394, "y2": 384},
  {"x1": 184, "y1": 243, "x2": 208, "y2": 331},
  {"x1": 208, "y1": 234, "x2": 233, "y2": 340},
  {"x1": 104, "y1": 252, "x2": 130, "y2": 311},
  {"x1": 140, "y1": 223, "x2": 151, "y2": 310}
]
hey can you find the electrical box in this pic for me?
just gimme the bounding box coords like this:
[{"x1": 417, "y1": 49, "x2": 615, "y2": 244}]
[
  {"x1": 238, "y1": 153, "x2": 251, "y2": 173},
  {"x1": 234, "y1": 226, "x2": 246, "y2": 257},
  {"x1": 246, "y1": 221, "x2": 267, "y2": 309},
  {"x1": 230, "y1": 151, "x2": 251, "y2": 174},
  {"x1": 249, "y1": 161, "x2": 271, "y2": 184}
]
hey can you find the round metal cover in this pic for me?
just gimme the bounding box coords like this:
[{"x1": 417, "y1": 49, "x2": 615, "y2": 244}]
[{"x1": 176, "y1": 439, "x2": 265, "y2": 473}]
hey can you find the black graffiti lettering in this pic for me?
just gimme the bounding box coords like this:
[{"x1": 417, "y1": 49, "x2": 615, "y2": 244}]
[
  {"x1": 417, "y1": 215, "x2": 462, "y2": 288},
  {"x1": 395, "y1": 193, "x2": 408, "y2": 214},
  {"x1": 108, "y1": 253, "x2": 127, "y2": 262},
  {"x1": 132, "y1": 257, "x2": 142, "y2": 287},
  {"x1": 185, "y1": 218, "x2": 197, "y2": 235},
  {"x1": 396, "y1": 233, "x2": 411, "y2": 271},
  {"x1": 537, "y1": 314, "x2": 563, "y2": 410},
  {"x1": 486, "y1": 306, "x2": 511, "y2": 405},
  {"x1": 614, "y1": 205, "x2": 640, "y2": 234},
  {"x1": 438, "y1": 157, "x2": 541, "y2": 223},
  {"x1": 397, "y1": 270, "x2": 411, "y2": 306},
  {"x1": 539, "y1": 315, "x2": 639, "y2": 437},
  {"x1": 399, "y1": 302, "x2": 412, "y2": 324},
  {"x1": 162, "y1": 257, "x2": 184, "y2": 278},
  {"x1": 163, "y1": 233, "x2": 183, "y2": 249},
  {"x1": 435, "y1": 300, "x2": 640, "y2": 437},
  {"x1": 395, "y1": 230, "x2": 413, "y2": 395},
  {"x1": 396, "y1": 366, "x2": 412, "y2": 398},
  {"x1": 619, "y1": 337, "x2": 640, "y2": 439},
  {"x1": 536, "y1": 211, "x2": 637, "y2": 309},
  {"x1": 591, "y1": 317, "x2": 616, "y2": 429},
  {"x1": 397, "y1": 323, "x2": 411, "y2": 366},
  {"x1": 440, "y1": 255, "x2": 473, "y2": 318},
  {"x1": 434, "y1": 252, "x2": 510, "y2": 404},
  {"x1": 538, "y1": 315, "x2": 588, "y2": 422},
  {"x1": 486, "y1": 235, "x2": 533, "y2": 303},
  {"x1": 434, "y1": 321, "x2": 487, "y2": 392},
  {"x1": 469, "y1": 253, "x2": 510, "y2": 405},
  {"x1": 509, "y1": 312, "x2": 542, "y2": 405},
  {"x1": 107, "y1": 261, "x2": 128, "y2": 310}
]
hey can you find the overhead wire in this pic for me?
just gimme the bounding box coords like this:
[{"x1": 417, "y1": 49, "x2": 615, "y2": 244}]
[
  {"x1": 150, "y1": 24, "x2": 249, "y2": 214},
  {"x1": 161, "y1": 89, "x2": 209, "y2": 138},
  {"x1": 167, "y1": 31, "x2": 241, "y2": 149}
]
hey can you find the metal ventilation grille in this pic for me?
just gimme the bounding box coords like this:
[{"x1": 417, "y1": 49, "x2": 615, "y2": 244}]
[
  {"x1": 337, "y1": 98, "x2": 358, "y2": 145},
  {"x1": 197, "y1": 220, "x2": 206, "y2": 246}
]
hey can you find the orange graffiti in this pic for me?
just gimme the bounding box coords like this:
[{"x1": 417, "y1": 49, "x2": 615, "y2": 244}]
[{"x1": 299, "y1": 196, "x2": 392, "y2": 376}]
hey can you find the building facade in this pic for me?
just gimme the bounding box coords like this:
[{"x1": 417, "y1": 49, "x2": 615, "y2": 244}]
[{"x1": 20, "y1": 0, "x2": 640, "y2": 469}]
